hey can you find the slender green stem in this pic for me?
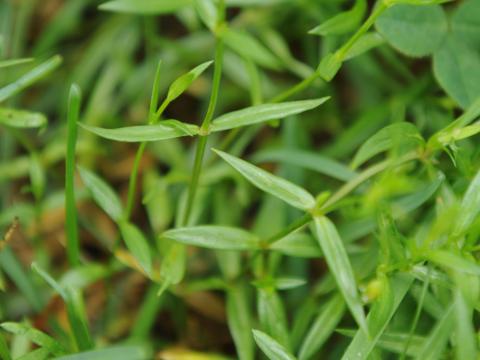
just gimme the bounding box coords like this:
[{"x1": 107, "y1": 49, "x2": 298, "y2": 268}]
[
  {"x1": 183, "y1": 39, "x2": 224, "y2": 226},
  {"x1": 321, "y1": 152, "x2": 419, "y2": 211},
  {"x1": 65, "y1": 84, "x2": 82, "y2": 266},
  {"x1": 265, "y1": 213, "x2": 312, "y2": 245},
  {"x1": 123, "y1": 60, "x2": 162, "y2": 221},
  {"x1": 271, "y1": 72, "x2": 320, "y2": 103}
]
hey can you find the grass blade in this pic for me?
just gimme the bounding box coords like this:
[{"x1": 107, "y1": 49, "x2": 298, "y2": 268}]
[
  {"x1": 312, "y1": 217, "x2": 367, "y2": 334},
  {"x1": 65, "y1": 84, "x2": 81, "y2": 266},
  {"x1": 214, "y1": 149, "x2": 316, "y2": 210},
  {"x1": 55, "y1": 345, "x2": 151, "y2": 360},
  {"x1": 99, "y1": 0, "x2": 192, "y2": 14}
]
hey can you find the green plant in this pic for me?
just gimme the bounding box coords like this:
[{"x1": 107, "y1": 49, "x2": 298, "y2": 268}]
[{"x1": 1, "y1": 0, "x2": 480, "y2": 359}]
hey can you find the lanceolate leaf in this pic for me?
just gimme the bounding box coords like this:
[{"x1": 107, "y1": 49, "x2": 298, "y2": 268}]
[
  {"x1": 313, "y1": 217, "x2": 367, "y2": 335},
  {"x1": 210, "y1": 98, "x2": 329, "y2": 132},
  {"x1": 270, "y1": 233, "x2": 322, "y2": 258},
  {"x1": 257, "y1": 288, "x2": 290, "y2": 350},
  {"x1": 165, "y1": 61, "x2": 213, "y2": 104},
  {"x1": 158, "y1": 242, "x2": 186, "y2": 296},
  {"x1": 78, "y1": 166, "x2": 123, "y2": 222},
  {"x1": 223, "y1": 28, "x2": 282, "y2": 70},
  {"x1": 99, "y1": 0, "x2": 192, "y2": 14},
  {"x1": 427, "y1": 250, "x2": 480, "y2": 276},
  {"x1": 227, "y1": 284, "x2": 255, "y2": 360},
  {"x1": 79, "y1": 120, "x2": 199, "y2": 142},
  {"x1": 163, "y1": 225, "x2": 260, "y2": 250},
  {"x1": 0, "y1": 108, "x2": 47, "y2": 128},
  {"x1": 118, "y1": 221, "x2": 153, "y2": 276},
  {"x1": 214, "y1": 149, "x2": 316, "y2": 210},
  {"x1": 342, "y1": 274, "x2": 414, "y2": 360},
  {"x1": 299, "y1": 293, "x2": 346, "y2": 360},
  {"x1": 252, "y1": 329, "x2": 296, "y2": 360},
  {"x1": 375, "y1": 4, "x2": 447, "y2": 57},
  {"x1": 351, "y1": 122, "x2": 422, "y2": 169},
  {"x1": 309, "y1": 0, "x2": 366, "y2": 36}
]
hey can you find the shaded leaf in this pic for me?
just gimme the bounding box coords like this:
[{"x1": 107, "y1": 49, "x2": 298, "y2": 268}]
[
  {"x1": 309, "y1": 0, "x2": 366, "y2": 36},
  {"x1": 119, "y1": 221, "x2": 153, "y2": 276},
  {"x1": 55, "y1": 345, "x2": 151, "y2": 360},
  {"x1": 270, "y1": 232, "x2": 322, "y2": 258},
  {"x1": 453, "y1": 168, "x2": 480, "y2": 236}
]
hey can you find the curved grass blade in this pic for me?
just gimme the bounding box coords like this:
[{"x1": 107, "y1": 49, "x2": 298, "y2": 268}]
[
  {"x1": 213, "y1": 149, "x2": 316, "y2": 210},
  {"x1": 252, "y1": 329, "x2": 296, "y2": 360},
  {"x1": 313, "y1": 217, "x2": 367, "y2": 334},
  {"x1": 0, "y1": 55, "x2": 62, "y2": 102},
  {"x1": 79, "y1": 120, "x2": 199, "y2": 142},
  {"x1": 78, "y1": 166, "x2": 123, "y2": 222},
  {"x1": 0, "y1": 58, "x2": 33, "y2": 69},
  {"x1": 0, "y1": 108, "x2": 47, "y2": 129},
  {"x1": 210, "y1": 98, "x2": 329, "y2": 132},
  {"x1": 163, "y1": 225, "x2": 260, "y2": 250}
]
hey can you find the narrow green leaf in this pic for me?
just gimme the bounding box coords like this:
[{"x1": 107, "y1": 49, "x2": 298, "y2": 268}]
[
  {"x1": 313, "y1": 217, "x2": 367, "y2": 334},
  {"x1": 309, "y1": 0, "x2": 366, "y2": 36},
  {"x1": 163, "y1": 225, "x2": 260, "y2": 250},
  {"x1": 252, "y1": 329, "x2": 296, "y2": 360},
  {"x1": 78, "y1": 166, "x2": 123, "y2": 222},
  {"x1": 59, "y1": 263, "x2": 111, "y2": 290},
  {"x1": 99, "y1": 0, "x2": 192, "y2": 14},
  {"x1": 351, "y1": 122, "x2": 422, "y2": 169},
  {"x1": 299, "y1": 294, "x2": 346, "y2": 360},
  {"x1": 344, "y1": 32, "x2": 385, "y2": 60},
  {"x1": 270, "y1": 233, "x2": 322, "y2": 258},
  {"x1": 223, "y1": 28, "x2": 282, "y2": 70},
  {"x1": 317, "y1": 52, "x2": 342, "y2": 82},
  {"x1": 0, "y1": 322, "x2": 66, "y2": 356},
  {"x1": 158, "y1": 242, "x2": 186, "y2": 295},
  {"x1": 0, "y1": 58, "x2": 33, "y2": 69},
  {"x1": 415, "y1": 304, "x2": 454, "y2": 360},
  {"x1": 65, "y1": 84, "x2": 81, "y2": 266},
  {"x1": 165, "y1": 61, "x2": 213, "y2": 104},
  {"x1": 195, "y1": 0, "x2": 218, "y2": 31},
  {"x1": 254, "y1": 148, "x2": 355, "y2": 182},
  {"x1": 375, "y1": 4, "x2": 447, "y2": 57},
  {"x1": 227, "y1": 284, "x2": 254, "y2": 360},
  {"x1": 29, "y1": 152, "x2": 45, "y2": 200},
  {"x1": 0, "y1": 332, "x2": 11, "y2": 360},
  {"x1": 342, "y1": 274, "x2": 414, "y2": 360},
  {"x1": 454, "y1": 288, "x2": 477, "y2": 359},
  {"x1": 214, "y1": 149, "x2": 316, "y2": 210},
  {"x1": 427, "y1": 250, "x2": 480, "y2": 276},
  {"x1": 453, "y1": 168, "x2": 480, "y2": 236},
  {"x1": 16, "y1": 348, "x2": 50, "y2": 360},
  {"x1": 0, "y1": 55, "x2": 62, "y2": 102},
  {"x1": 257, "y1": 288, "x2": 290, "y2": 350},
  {"x1": 210, "y1": 98, "x2": 329, "y2": 132},
  {"x1": 119, "y1": 221, "x2": 152, "y2": 276},
  {"x1": 0, "y1": 108, "x2": 47, "y2": 128},
  {"x1": 79, "y1": 120, "x2": 199, "y2": 142},
  {"x1": 31, "y1": 262, "x2": 67, "y2": 299}
]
